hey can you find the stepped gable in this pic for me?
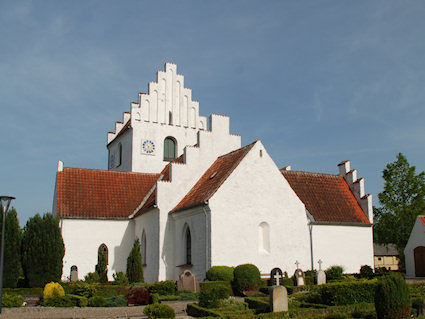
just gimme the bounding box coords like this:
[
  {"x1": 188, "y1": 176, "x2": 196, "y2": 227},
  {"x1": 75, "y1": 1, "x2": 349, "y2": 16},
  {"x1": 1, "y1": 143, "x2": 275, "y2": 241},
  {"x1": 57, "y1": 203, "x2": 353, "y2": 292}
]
[
  {"x1": 281, "y1": 170, "x2": 370, "y2": 224},
  {"x1": 171, "y1": 141, "x2": 257, "y2": 213},
  {"x1": 56, "y1": 167, "x2": 159, "y2": 219}
]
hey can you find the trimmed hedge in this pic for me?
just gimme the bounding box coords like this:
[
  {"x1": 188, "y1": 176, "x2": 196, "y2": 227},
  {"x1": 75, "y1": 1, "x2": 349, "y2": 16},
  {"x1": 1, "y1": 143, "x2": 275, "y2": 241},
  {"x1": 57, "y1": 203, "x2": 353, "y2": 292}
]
[
  {"x1": 375, "y1": 273, "x2": 410, "y2": 319},
  {"x1": 67, "y1": 294, "x2": 88, "y2": 307},
  {"x1": 232, "y1": 264, "x2": 261, "y2": 295},
  {"x1": 144, "y1": 303, "x2": 175, "y2": 318},
  {"x1": 63, "y1": 282, "x2": 97, "y2": 298},
  {"x1": 245, "y1": 296, "x2": 270, "y2": 314},
  {"x1": 1, "y1": 293, "x2": 24, "y2": 307},
  {"x1": 206, "y1": 266, "x2": 235, "y2": 281},
  {"x1": 88, "y1": 295, "x2": 106, "y2": 307},
  {"x1": 306, "y1": 279, "x2": 377, "y2": 306},
  {"x1": 147, "y1": 280, "x2": 176, "y2": 295},
  {"x1": 200, "y1": 281, "x2": 233, "y2": 296},
  {"x1": 186, "y1": 303, "x2": 222, "y2": 317},
  {"x1": 42, "y1": 295, "x2": 74, "y2": 307}
]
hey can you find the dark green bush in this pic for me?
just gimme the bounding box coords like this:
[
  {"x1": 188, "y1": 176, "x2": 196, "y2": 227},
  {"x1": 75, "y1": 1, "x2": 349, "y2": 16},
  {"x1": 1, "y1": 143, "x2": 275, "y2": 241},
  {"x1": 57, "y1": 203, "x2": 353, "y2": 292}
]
[
  {"x1": 64, "y1": 281, "x2": 97, "y2": 298},
  {"x1": 206, "y1": 266, "x2": 235, "y2": 281},
  {"x1": 306, "y1": 280, "x2": 377, "y2": 306},
  {"x1": 84, "y1": 272, "x2": 100, "y2": 284},
  {"x1": 375, "y1": 273, "x2": 410, "y2": 319},
  {"x1": 143, "y1": 303, "x2": 175, "y2": 318},
  {"x1": 112, "y1": 272, "x2": 129, "y2": 286},
  {"x1": 304, "y1": 270, "x2": 317, "y2": 285},
  {"x1": 42, "y1": 295, "x2": 74, "y2": 307},
  {"x1": 232, "y1": 264, "x2": 261, "y2": 295},
  {"x1": 1, "y1": 293, "x2": 24, "y2": 307},
  {"x1": 127, "y1": 238, "x2": 144, "y2": 283},
  {"x1": 360, "y1": 265, "x2": 375, "y2": 279},
  {"x1": 67, "y1": 294, "x2": 88, "y2": 307},
  {"x1": 200, "y1": 281, "x2": 233, "y2": 296},
  {"x1": 325, "y1": 266, "x2": 344, "y2": 282},
  {"x1": 105, "y1": 295, "x2": 128, "y2": 307},
  {"x1": 374, "y1": 267, "x2": 390, "y2": 277},
  {"x1": 88, "y1": 295, "x2": 106, "y2": 307},
  {"x1": 176, "y1": 290, "x2": 198, "y2": 300},
  {"x1": 147, "y1": 280, "x2": 176, "y2": 295},
  {"x1": 199, "y1": 290, "x2": 220, "y2": 308}
]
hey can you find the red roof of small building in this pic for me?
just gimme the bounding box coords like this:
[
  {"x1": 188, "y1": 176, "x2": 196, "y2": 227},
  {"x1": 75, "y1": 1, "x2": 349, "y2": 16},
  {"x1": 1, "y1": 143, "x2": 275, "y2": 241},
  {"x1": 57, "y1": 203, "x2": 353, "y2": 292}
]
[
  {"x1": 171, "y1": 142, "x2": 256, "y2": 213},
  {"x1": 56, "y1": 167, "x2": 159, "y2": 218},
  {"x1": 281, "y1": 170, "x2": 370, "y2": 224},
  {"x1": 419, "y1": 215, "x2": 425, "y2": 226}
]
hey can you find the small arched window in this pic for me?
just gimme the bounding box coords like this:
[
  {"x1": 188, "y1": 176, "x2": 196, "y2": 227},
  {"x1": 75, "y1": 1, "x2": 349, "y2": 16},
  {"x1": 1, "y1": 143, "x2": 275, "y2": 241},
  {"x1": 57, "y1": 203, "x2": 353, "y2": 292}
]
[
  {"x1": 141, "y1": 230, "x2": 147, "y2": 266},
  {"x1": 185, "y1": 227, "x2": 192, "y2": 265},
  {"x1": 164, "y1": 137, "x2": 176, "y2": 161},
  {"x1": 259, "y1": 222, "x2": 270, "y2": 253}
]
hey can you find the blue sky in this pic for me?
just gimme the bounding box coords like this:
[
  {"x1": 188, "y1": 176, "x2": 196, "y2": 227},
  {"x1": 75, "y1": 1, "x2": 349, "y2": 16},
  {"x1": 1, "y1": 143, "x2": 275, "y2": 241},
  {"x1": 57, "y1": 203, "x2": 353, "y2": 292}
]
[{"x1": 1, "y1": 1, "x2": 425, "y2": 226}]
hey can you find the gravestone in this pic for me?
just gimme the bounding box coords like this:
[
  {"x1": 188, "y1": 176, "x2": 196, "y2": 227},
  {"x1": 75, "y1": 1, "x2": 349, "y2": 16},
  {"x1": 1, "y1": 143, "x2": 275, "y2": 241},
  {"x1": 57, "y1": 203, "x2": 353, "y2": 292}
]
[
  {"x1": 316, "y1": 259, "x2": 326, "y2": 285},
  {"x1": 270, "y1": 267, "x2": 284, "y2": 286},
  {"x1": 269, "y1": 286, "x2": 288, "y2": 312},
  {"x1": 177, "y1": 269, "x2": 200, "y2": 293},
  {"x1": 293, "y1": 261, "x2": 305, "y2": 286},
  {"x1": 70, "y1": 265, "x2": 78, "y2": 282}
]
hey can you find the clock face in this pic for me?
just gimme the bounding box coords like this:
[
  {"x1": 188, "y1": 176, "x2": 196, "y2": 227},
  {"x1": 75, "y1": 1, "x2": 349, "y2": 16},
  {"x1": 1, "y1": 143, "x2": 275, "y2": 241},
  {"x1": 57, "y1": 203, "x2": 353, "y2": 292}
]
[{"x1": 142, "y1": 140, "x2": 156, "y2": 154}]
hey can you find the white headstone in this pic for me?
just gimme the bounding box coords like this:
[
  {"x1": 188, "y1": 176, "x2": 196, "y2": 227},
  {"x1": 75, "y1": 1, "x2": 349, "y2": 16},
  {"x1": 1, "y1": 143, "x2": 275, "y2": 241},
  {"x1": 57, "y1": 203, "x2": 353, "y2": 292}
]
[
  {"x1": 294, "y1": 269, "x2": 305, "y2": 286},
  {"x1": 270, "y1": 286, "x2": 288, "y2": 312},
  {"x1": 316, "y1": 260, "x2": 326, "y2": 285}
]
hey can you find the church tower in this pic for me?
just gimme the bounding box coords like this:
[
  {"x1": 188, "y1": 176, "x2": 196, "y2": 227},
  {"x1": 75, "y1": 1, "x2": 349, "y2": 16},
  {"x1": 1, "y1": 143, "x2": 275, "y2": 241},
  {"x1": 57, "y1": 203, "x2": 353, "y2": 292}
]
[{"x1": 107, "y1": 63, "x2": 208, "y2": 174}]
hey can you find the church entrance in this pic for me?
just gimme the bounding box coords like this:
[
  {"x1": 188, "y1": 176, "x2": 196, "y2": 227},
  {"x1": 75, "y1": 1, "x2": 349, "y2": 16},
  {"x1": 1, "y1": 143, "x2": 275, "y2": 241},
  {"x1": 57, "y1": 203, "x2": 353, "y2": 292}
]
[{"x1": 414, "y1": 246, "x2": 425, "y2": 277}]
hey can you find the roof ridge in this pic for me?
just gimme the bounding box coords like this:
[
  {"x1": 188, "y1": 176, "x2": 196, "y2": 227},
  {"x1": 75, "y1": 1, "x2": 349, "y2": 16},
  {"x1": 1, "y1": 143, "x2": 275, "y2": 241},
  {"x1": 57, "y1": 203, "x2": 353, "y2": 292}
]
[
  {"x1": 62, "y1": 167, "x2": 160, "y2": 176},
  {"x1": 281, "y1": 170, "x2": 340, "y2": 177},
  {"x1": 217, "y1": 140, "x2": 258, "y2": 159}
]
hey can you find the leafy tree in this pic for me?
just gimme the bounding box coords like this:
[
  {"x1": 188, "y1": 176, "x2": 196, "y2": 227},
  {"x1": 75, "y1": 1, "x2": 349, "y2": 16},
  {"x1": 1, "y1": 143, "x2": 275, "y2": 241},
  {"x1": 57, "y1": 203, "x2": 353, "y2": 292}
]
[
  {"x1": 95, "y1": 244, "x2": 108, "y2": 283},
  {"x1": 126, "y1": 238, "x2": 143, "y2": 283},
  {"x1": 374, "y1": 153, "x2": 425, "y2": 267},
  {"x1": 0, "y1": 208, "x2": 22, "y2": 288},
  {"x1": 22, "y1": 213, "x2": 65, "y2": 287}
]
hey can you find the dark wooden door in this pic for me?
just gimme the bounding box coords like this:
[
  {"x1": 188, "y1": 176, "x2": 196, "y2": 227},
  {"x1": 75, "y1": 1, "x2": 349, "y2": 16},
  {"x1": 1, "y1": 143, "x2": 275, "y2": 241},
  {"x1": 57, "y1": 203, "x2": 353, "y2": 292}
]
[{"x1": 414, "y1": 246, "x2": 425, "y2": 277}]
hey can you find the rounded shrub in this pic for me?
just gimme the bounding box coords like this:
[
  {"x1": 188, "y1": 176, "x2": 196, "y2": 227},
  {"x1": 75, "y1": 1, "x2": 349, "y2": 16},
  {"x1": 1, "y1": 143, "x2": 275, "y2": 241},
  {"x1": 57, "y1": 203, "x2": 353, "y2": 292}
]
[
  {"x1": 84, "y1": 271, "x2": 100, "y2": 283},
  {"x1": 359, "y1": 265, "x2": 375, "y2": 279},
  {"x1": 143, "y1": 303, "x2": 175, "y2": 318},
  {"x1": 126, "y1": 287, "x2": 152, "y2": 305},
  {"x1": 88, "y1": 295, "x2": 106, "y2": 307},
  {"x1": 42, "y1": 295, "x2": 74, "y2": 307},
  {"x1": 65, "y1": 281, "x2": 97, "y2": 298},
  {"x1": 325, "y1": 266, "x2": 344, "y2": 282},
  {"x1": 1, "y1": 293, "x2": 24, "y2": 308},
  {"x1": 374, "y1": 272, "x2": 410, "y2": 319},
  {"x1": 206, "y1": 266, "x2": 234, "y2": 281},
  {"x1": 112, "y1": 271, "x2": 129, "y2": 286},
  {"x1": 232, "y1": 264, "x2": 261, "y2": 295},
  {"x1": 198, "y1": 290, "x2": 219, "y2": 308},
  {"x1": 147, "y1": 280, "x2": 176, "y2": 295},
  {"x1": 105, "y1": 295, "x2": 128, "y2": 307},
  {"x1": 43, "y1": 282, "x2": 65, "y2": 300}
]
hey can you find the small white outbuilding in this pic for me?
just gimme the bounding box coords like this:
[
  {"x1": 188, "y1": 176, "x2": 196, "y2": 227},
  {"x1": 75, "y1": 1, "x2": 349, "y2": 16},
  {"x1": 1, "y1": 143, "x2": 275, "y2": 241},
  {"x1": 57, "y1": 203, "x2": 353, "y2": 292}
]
[
  {"x1": 405, "y1": 215, "x2": 425, "y2": 277},
  {"x1": 52, "y1": 63, "x2": 374, "y2": 282}
]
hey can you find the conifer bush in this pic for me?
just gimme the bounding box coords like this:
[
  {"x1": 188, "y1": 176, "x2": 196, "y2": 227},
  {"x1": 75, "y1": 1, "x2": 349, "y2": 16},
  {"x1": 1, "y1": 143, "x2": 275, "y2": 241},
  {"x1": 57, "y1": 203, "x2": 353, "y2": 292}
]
[
  {"x1": 43, "y1": 282, "x2": 65, "y2": 300},
  {"x1": 325, "y1": 265, "x2": 344, "y2": 282},
  {"x1": 375, "y1": 273, "x2": 410, "y2": 319},
  {"x1": 232, "y1": 264, "x2": 261, "y2": 295},
  {"x1": 206, "y1": 266, "x2": 234, "y2": 281},
  {"x1": 127, "y1": 238, "x2": 144, "y2": 283},
  {"x1": 88, "y1": 295, "x2": 106, "y2": 307},
  {"x1": 359, "y1": 265, "x2": 375, "y2": 279},
  {"x1": 112, "y1": 271, "x2": 129, "y2": 285},
  {"x1": 96, "y1": 245, "x2": 108, "y2": 283},
  {"x1": 84, "y1": 271, "x2": 100, "y2": 283}
]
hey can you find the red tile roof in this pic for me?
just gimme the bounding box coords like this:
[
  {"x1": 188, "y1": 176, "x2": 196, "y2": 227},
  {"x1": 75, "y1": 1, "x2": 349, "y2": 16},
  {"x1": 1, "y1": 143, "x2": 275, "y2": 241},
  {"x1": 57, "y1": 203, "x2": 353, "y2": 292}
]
[
  {"x1": 56, "y1": 167, "x2": 159, "y2": 219},
  {"x1": 171, "y1": 142, "x2": 256, "y2": 213},
  {"x1": 281, "y1": 170, "x2": 370, "y2": 224},
  {"x1": 419, "y1": 215, "x2": 425, "y2": 226}
]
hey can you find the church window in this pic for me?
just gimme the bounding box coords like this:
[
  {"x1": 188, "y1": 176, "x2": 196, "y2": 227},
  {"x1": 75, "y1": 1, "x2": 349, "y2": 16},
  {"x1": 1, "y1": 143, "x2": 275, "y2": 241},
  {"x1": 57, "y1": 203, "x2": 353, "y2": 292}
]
[
  {"x1": 164, "y1": 137, "x2": 176, "y2": 161},
  {"x1": 185, "y1": 227, "x2": 192, "y2": 265},
  {"x1": 259, "y1": 222, "x2": 270, "y2": 253},
  {"x1": 141, "y1": 230, "x2": 147, "y2": 266}
]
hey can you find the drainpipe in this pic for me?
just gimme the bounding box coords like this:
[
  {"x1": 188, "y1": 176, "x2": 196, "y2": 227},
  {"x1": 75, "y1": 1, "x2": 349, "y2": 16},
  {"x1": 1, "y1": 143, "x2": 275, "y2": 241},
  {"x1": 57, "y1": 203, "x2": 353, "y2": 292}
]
[
  {"x1": 202, "y1": 202, "x2": 211, "y2": 278},
  {"x1": 309, "y1": 223, "x2": 314, "y2": 270}
]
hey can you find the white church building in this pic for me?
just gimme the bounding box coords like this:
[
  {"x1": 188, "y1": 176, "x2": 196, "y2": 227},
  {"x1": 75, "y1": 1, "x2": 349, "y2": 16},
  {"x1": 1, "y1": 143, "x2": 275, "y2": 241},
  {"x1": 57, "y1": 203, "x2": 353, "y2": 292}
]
[{"x1": 53, "y1": 63, "x2": 374, "y2": 283}]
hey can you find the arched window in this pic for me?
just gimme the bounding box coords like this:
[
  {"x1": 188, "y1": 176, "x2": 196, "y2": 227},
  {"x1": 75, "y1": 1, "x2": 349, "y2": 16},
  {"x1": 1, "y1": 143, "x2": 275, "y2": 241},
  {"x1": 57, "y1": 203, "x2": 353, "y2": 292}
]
[
  {"x1": 98, "y1": 243, "x2": 109, "y2": 264},
  {"x1": 164, "y1": 137, "x2": 176, "y2": 161},
  {"x1": 185, "y1": 227, "x2": 192, "y2": 265},
  {"x1": 141, "y1": 230, "x2": 147, "y2": 266},
  {"x1": 259, "y1": 222, "x2": 270, "y2": 253}
]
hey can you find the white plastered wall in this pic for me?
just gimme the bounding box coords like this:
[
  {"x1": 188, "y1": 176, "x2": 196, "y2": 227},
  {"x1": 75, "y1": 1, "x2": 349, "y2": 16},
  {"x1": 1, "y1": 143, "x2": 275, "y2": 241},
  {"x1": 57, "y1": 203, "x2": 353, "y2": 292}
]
[
  {"x1": 134, "y1": 208, "x2": 160, "y2": 283},
  {"x1": 209, "y1": 141, "x2": 312, "y2": 275},
  {"x1": 107, "y1": 128, "x2": 133, "y2": 171},
  {"x1": 60, "y1": 218, "x2": 134, "y2": 281},
  {"x1": 405, "y1": 217, "x2": 425, "y2": 277},
  {"x1": 311, "y1": 224, "x2": 373, "y2": 273}
]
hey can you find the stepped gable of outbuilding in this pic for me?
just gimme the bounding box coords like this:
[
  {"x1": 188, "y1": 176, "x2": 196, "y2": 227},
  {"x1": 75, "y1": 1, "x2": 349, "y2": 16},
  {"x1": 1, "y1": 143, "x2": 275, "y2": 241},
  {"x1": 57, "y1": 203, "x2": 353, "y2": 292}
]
[
  {"x1": 281, "y1": 170, "x2": 370, "y2": 224},
  {"x1": 55, "y1": 167, "x2": 159, "y2": 219},
  {"x1": 171, "y1": 141, "x2": 257, "y2": 213}
]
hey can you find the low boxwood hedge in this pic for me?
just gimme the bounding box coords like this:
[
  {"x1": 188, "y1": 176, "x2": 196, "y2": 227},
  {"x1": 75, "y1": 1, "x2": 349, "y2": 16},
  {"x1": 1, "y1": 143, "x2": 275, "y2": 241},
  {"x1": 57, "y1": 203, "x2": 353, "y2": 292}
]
[
  {"x1": 200, "y1": 281, "x2": 233, "y2": 296},
  {"x1": 186, "y1": 303, "x2": 222, "y2": 317},
  {"x1": 245, "y1": 296, "x2": 270, "y2": 314}
]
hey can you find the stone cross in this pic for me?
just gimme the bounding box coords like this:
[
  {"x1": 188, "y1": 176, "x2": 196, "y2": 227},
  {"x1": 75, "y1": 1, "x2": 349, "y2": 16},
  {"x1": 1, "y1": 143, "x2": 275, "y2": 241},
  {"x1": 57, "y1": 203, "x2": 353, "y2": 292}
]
[
  {"x1": 295, "y1": 260, "x2": 300, "y2": 269},
  {"x1": 270, "y1": 267, "x2": 284, "y2": 286},
  {"x1": 273, "y1": 273, "x2": 282, "y2": 286},
  {"x1": 318, "y1": 259, "x2": 323, "y2": 271}
]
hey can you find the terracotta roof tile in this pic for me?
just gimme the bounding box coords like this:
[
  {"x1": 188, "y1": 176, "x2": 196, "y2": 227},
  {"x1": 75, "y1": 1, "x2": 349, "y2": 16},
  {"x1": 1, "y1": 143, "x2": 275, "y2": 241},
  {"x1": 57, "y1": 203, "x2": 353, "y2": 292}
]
[
  {"x1": 419, "y1": 215, "x2": 425, "y2": 226},
  {"x1": 171, "y1": 142, "x2": 256, "y2": 213},
  {"x1": 56, "y1": 167, "x2": 159, "y2": 218},
  {"x1": 281, "y1": 170, "x2": 370, "y2": 224}
]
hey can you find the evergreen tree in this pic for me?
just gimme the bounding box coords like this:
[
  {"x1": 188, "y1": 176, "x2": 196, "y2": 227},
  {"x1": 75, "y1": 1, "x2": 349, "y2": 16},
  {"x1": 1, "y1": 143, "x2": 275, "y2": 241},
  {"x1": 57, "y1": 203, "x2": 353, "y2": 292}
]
[
  {"x1": 21, "y1": 213, "x2": 65, "y2": 287},
  {"x1": 126, "y1": 238, "x2": 143, "y2": 283},
  {"x1": 96, "y1": 244, "x2": 108, "y2": 283},
  {"x1": 0, "y1": 208, "x2": 22, "y2": 288},
  {"x1": 374, "y1": 153, "x2": 425, "y2": 268}
]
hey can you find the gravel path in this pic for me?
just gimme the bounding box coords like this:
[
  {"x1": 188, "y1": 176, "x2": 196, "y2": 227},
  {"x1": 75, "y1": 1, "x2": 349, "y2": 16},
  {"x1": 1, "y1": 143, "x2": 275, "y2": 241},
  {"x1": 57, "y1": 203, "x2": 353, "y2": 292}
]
[{"x1": 0, "y1": 301, "x2": 194, "y2": 319}]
